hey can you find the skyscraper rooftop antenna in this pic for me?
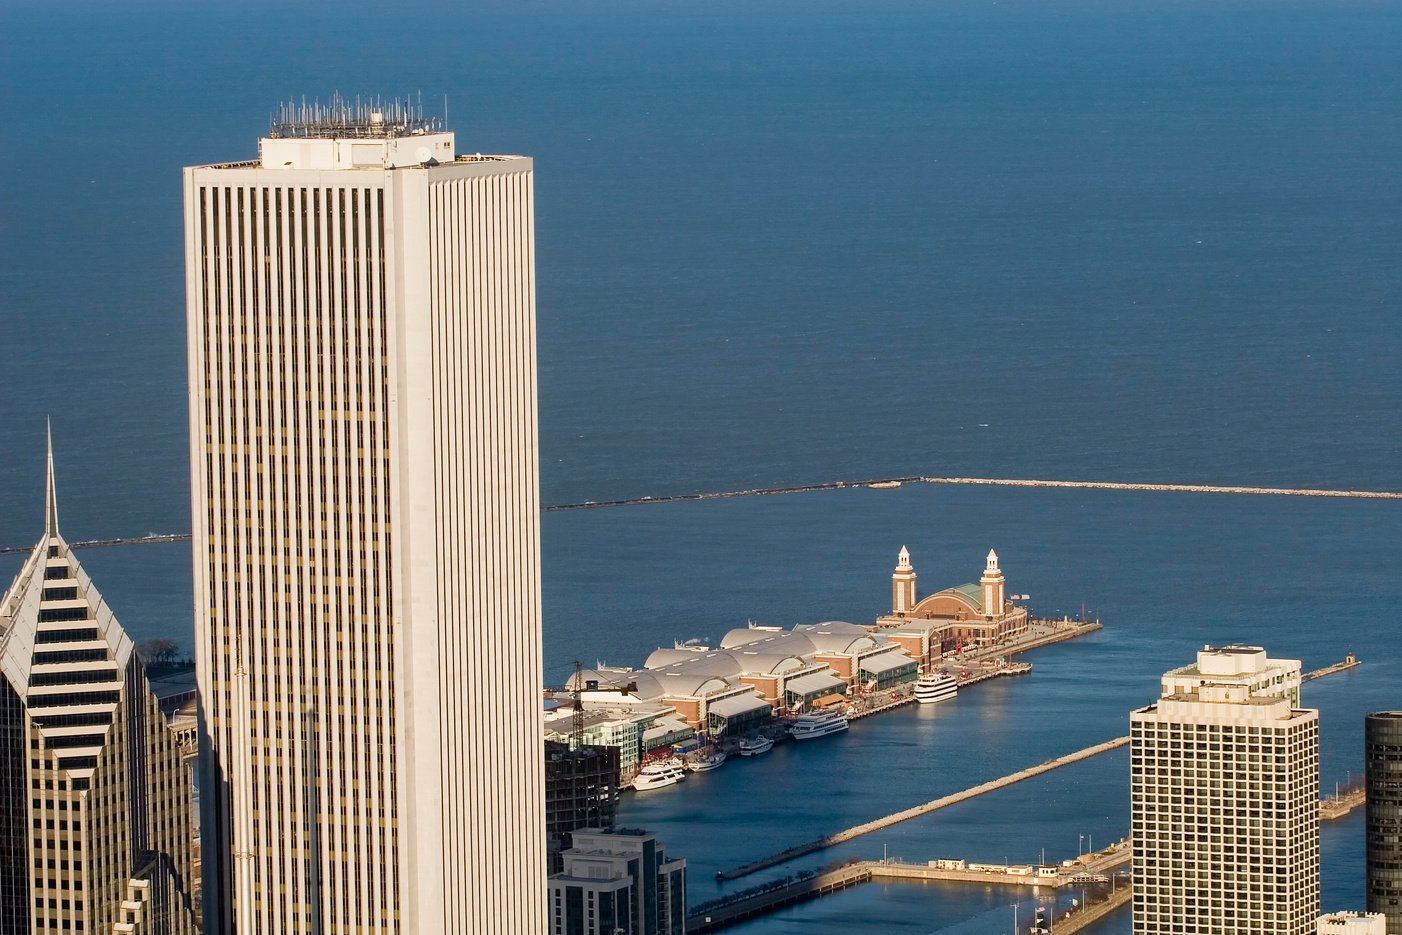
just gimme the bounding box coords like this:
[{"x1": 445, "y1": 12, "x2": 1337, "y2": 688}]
[{"x1": 268, "y1": 92, "x2": 440, "y2": 140}]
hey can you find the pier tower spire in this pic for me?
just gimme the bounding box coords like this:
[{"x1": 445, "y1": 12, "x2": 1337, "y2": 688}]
[
  {"x1": 980, "y1": 549, "x2": 1005, "y2": 620},
  {"x1": 892, "y1": 546, "x2": 917, "y2": 615}
]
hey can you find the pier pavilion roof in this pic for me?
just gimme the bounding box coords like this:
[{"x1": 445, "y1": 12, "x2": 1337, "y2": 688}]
[
  {"x1": 644, "y1": 647, "x2": 711, "y2": 669},
  {"x1": 726, "y1": 649, "x2": 809, "y2": 675},
  {"x1": 794, "y1": 621, "x2": 883, "y2": 655},
  {"x1": 912, "y1": 582, "x2": 983, "y2": 617}
]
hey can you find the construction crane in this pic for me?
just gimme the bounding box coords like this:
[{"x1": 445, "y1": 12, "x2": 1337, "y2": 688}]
[{"x1": 548, "y1": 661, "x2": 637, "y2": 750}]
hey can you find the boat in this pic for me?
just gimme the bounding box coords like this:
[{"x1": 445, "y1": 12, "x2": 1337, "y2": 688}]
[
  {"x1": 738, "y1": 734, "x2": 775, "y2": 756},
  {"x1": 633, "y1": 761, "x2": 687, "y2": 791},
  {"x1": 686, "y1": 749, "x2": 727, "y2": 772},
  {"x1": 914, "y1": 671, "x2": 959, "y2": 704},
  {"x1": 789, "y1": 709, "x2": 849, "y2": 741}
]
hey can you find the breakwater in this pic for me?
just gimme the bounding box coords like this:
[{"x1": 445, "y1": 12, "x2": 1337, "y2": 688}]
[
  {"x1": 7, "y1": 476, "x2": 1398, "y2": 556},
  {"x1": 544, "y1": 475, "x2": 1402, "y2": 512}
]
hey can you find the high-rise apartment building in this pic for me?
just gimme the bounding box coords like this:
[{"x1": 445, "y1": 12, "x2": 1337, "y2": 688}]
[
  {"x1": 1366, "y1": 712, "x2": 1402, "y2": 932},
  {"x1": 0, "y1": 441, "x2": 197, "y2": 933},
  {"x1": 183, "y1": 97, "x2": 544, "y2": 933},
  {"x1": 1131, "y1": 645, "x2": 1319, "y2": 935}
]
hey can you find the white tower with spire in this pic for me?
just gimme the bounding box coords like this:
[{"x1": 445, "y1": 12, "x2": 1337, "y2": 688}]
[
  {"x1": 980, "y1": 549, "x2": 1005, "y2": 620},
  {"x1": 892, "y1": 546, "x2": 917, "y2": 614}
]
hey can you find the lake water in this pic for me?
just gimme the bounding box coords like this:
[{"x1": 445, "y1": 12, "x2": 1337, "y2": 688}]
[{"x1": 1, "y1": 1, "x2": 1399, "y2": 931}]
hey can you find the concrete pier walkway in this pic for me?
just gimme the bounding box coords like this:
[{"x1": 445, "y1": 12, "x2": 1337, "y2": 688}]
[{"x1": 716, "y1": 736, "x2": 1131, "y2": 881}]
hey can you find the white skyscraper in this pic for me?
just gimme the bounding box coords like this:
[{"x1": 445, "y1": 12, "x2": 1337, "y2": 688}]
[
  {"x1": 183, "y1": 97, "x2": 545, "y2": 933},
  {"x1": 1131, "y1": 645, "x2": 1320, "y2": 935}
]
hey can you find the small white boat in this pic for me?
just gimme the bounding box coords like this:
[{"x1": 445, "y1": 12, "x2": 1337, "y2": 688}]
[
  {"x1": 686, "y1": 749, "x2": 727, "y2": 772},
  {"x1": 738, "y1": 735, "x2": 775, "y2": 756},
  {"x1": 914, "y1": 672, "x2": 959, "y2": 704},
  {"x1": 633, "y1": 761, "x2": 687, "y2": 791},
  {"x1": 789, "y1": 709, "x2": 849, "y2": 741}
]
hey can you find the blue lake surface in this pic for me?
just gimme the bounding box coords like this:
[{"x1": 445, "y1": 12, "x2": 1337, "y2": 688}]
[{"x1": 2, "y1": 1, "x2": 1400, "y2": 930}]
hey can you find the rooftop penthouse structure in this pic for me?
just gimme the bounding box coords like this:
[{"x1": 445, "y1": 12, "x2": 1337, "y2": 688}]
[{"x1": 1163, "y1": 644, "x2": 1302, "y2": 707}]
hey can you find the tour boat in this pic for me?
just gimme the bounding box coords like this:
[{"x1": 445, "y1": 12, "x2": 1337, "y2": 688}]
[
  {"x1": 738, "y1": 734, "x2": 775, "y2": 756},
  {"x1": 914, "y1": 671, "x2": 959, "y2": 704},
  {"x1": 632, "y1": 761, "x2": 687, "y2": 791},
  {"x1": 789, "y1": 709, "x2": 849, "y2": 741}
]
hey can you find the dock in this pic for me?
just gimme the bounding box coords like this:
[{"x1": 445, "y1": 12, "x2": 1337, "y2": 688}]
[
  {"x1": 1321, "y1": 786, "x2": 1366, "y2": 821},
  {"x1": 1304, "y1": 654, "x2": 1360, "y2": 682},
  {"x1": 716, "y1": 736, "x2": 1131, "y2": 881},
  {"x1": 719, "y1": 655, "x2": 1362, "y2": 883},
  {"x1": 691, "y1": 842, "x2": 1133, "y2": 933}
]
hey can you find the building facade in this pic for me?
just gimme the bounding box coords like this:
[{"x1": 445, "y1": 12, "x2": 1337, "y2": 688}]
[
  {"x1": 1131, "y1": 645, "x2": 1320, "y2": 935},
  {"x1": 1367, "y1": 712, "x2": 1402, "y2": 933},
  {"x1": 184, "y1": 98, "x2": 544, "y2": 933},
  {"x1": 548, "y1": 829, "x2": 686, "y2": 935},
  {"x1": 874, "y1": 548, "x2": 1029, "y2": 660},
  {"x1": 545, "y1": 741, "x2": 621, "y2": 870},
  {"x1": 0, "y1": 443, "x2": 197, "y2": 934}
]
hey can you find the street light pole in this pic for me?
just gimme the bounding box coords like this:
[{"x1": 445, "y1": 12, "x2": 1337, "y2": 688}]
[{"x1": 1011, "y1": 902, "x2": 1019, "y2": 935}]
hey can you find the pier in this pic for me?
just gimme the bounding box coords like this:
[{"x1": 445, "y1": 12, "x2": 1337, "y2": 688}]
[
  {"x1": 1321, "y1": 786, "x2": 1366, "y2": 821},
  {"x1": 720, "y1": 655, "x2": 1361, "y2": 883},
  {"x1": 1303, "y1": 653, "x2": 1360, "y2": 681},
  {"x1": 691, "y1": 842, "x2": 1134, "y2": 933},
  {"x1": 716, "y1": 736, "x2": 1131, "y2": 881}
]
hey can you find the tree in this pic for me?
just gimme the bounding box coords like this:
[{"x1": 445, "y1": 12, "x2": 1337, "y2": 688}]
[{"x1": 136, "y1": 638, "x2": 179, "y2": 668}]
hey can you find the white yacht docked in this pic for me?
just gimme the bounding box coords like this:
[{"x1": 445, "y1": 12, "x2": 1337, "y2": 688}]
[
  {"x1": 914, "y1": 671, "x2": 959, "y2": 704},
  {"x1": 686, "y1": 749, "x2": 727, "y2": 772},
  {"x1": 632, "y1": 761, "x2": 687, "y2": 791},
  {"x1": 738, "y1": 734, "x2": 775, "y2": 756},
  {"x1": 789, "y1": 709, "x2": 849, "y2": 741}
]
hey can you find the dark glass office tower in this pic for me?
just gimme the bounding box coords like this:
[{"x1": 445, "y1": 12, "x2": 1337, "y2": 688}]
[{"x1": 1367, "y1": 712, "x2": 1402, "y2": 932}]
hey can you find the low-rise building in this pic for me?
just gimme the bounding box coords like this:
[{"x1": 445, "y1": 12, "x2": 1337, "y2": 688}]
[
  {"x1": 1318, "y1": 912, "x2": 1387, "y2": 934},
  {"x1": 568, "y1": 621, "x2": 918, "y2": 736},
  {"x1": 543, "y1": 703, "x2": 685, "y2": 783}
]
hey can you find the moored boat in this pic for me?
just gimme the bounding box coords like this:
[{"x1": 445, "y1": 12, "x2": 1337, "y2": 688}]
[
  {"x1": 686, "y1": 749, "x2": 727, "y2": 771},
  {"x1": 738, "y1": 734, "x2": 775, "y2": 756},
  {"x1": 789, "y1": 709, "x2": 849, "y2": 741},
  {"x1": 914, "y1": 671, "x2": 959, "y2": 704},
  {"x1": 633, "y1": 760, "x2": 687, "y2": 790}
]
